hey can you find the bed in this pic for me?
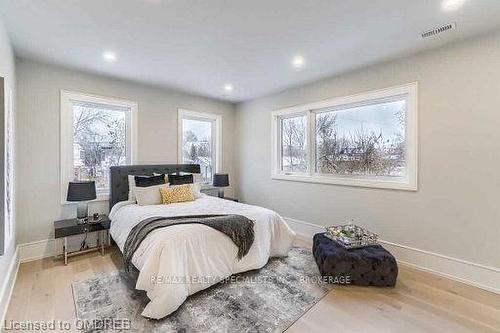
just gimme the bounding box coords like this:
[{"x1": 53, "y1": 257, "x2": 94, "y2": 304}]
[{"x1": 108, "y1": 164, "x2": 296, "y2": 319}]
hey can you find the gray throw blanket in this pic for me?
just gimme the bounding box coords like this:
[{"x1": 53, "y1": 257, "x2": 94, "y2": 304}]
[{"x1": 122, "y1": 214, "x2": 255, "y2": 271}]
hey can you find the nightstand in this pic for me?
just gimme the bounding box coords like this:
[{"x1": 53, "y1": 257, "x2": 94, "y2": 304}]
[
  {"x1": 200, "y1": 186, "x2": 238, "y2": 202},
  {"x1": 200, "y1": 185, "x2": 219, "y2": 197},
  {"x1": 54, "y1": 214, "x2": 111, "y2": 265}
]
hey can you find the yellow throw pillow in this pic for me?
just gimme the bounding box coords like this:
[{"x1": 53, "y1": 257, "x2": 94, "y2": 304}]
[{"x1": 160, "y1": 184, "x2": 195, "y2": 205}]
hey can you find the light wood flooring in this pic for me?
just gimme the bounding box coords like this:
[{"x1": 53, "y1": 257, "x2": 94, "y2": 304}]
[{"x1": 4, "y1": 242, "x2": 500, "y2": 333}]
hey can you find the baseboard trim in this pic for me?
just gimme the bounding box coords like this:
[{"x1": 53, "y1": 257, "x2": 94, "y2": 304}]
[
  {"x1": 0, "y1": 247, "x2": 20, "y2": 327},
  {"x1": 16, "y1": 221, "x2": 500, "y2": 294},
  {"x1": 18, "y1": 234, "x2": 101, "y2": 264},
  {"x1": 18, "y1": 239, "x2": 60, "y2": 263},
  {"x1": 284, "y1": 217, "x2": 500, "y2": 294}
]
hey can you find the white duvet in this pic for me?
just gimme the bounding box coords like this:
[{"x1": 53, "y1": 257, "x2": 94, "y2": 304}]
[{"x1": 109, "y1": 194, "x2": 296, "y2": 319}]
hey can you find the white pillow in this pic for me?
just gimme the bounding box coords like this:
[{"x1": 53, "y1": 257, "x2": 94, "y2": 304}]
[
  {"x1": 128, "y1": 175, "x2": 137, "y2": 202},
  {"x1": 128, "y1": 174, "x2": 167, "y2": 202},
  {"x1": 191, "y1": 182, "x2": 202, "y2": 199},
  {"x1": 134, "y1": 184, "x2": 170, "y2": 206}
]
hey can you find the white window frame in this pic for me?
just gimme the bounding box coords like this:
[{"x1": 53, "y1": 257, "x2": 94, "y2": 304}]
[
  {"x1": 271, "y1": 82, "x2": 418, "y2": 191},
  {"x1": 60, "y1": 90, "x2": 138, "y2": 204},
  {"x1": 177, "y1": 109, "x2": 222, "y2": 183},
  {"x1": 275, "y1": 111, "x2": 310, "y2": 175}
]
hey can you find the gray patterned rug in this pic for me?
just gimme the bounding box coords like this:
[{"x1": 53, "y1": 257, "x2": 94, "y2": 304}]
[{"x1": 72, "y1": 247, "x2": 332, "y2": 332}]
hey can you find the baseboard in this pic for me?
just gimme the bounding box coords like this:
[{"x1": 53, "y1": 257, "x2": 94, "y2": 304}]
[
  {"x1": 0, "y1": 247, "x2": 20, "y2": 328},
  {"x1": 18, "y1": 239, "x2": 60, "y2": 263},
  {"x1": 284, "y1": 217, "x2": 500, "y2": 294},
  {"x1": 1, "y1": 235, "x2": 102, "y2": 322},
  {"x1": 18, "y1": 234, "x2": 99, "y2": 263},
  {"x1": 16, "y1": 221, "x2": 500, "y2": 294}
]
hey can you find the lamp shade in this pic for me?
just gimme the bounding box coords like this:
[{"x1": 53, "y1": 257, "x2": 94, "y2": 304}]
[
  {"x1": 213, "y1": 173, "x2": 229, "y2": 187},
  {"x1": 67, "y1": 181, "x2": 97, "y2": 202}
]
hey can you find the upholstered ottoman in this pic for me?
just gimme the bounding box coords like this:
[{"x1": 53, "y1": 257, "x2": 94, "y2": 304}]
[{"x1": 313, "y1": 233, "x2": 398, "y2": 287}]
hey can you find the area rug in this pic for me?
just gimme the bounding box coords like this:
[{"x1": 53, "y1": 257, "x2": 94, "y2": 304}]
[{"x1": 72, "y1": 247, "x2": 332, "y2": 332}]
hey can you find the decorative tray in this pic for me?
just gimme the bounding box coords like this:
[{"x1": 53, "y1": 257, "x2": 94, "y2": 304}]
[{"x1": 325, "y1": 224, "x2": 378, "y2": 249}]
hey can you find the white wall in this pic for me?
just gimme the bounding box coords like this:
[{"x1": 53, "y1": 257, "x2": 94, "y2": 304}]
[
  {"x1": 0, "y1": 18, "x2": 17, "y2": 322},
  {"x1": 236, "y1": 31, "x2": 500, "y2": 269},
  {"x1": 15, "y1": 59, "x2": 236, "y2": 244}
]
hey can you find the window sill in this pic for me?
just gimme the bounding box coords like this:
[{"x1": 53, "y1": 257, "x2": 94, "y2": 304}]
[{"x1": 271, "y1": 173, "x2": 417, "y2": 191}]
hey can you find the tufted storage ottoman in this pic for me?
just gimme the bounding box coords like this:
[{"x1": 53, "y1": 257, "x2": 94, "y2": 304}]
[{"x1": 313, "y1": 233, "x2": 398, "y2": 287}]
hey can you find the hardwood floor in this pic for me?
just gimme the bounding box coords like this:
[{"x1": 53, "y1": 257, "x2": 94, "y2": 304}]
[{"x1": 4, "y1": 244, "x2": 500, "y2": 333}]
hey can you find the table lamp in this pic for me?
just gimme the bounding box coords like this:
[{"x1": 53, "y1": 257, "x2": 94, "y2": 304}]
[
  {"x1": 213, "y1": 173, "x2": 229, "y2": 198},
  {"x1": 67, "y1": 181, "x2": 96, "y2": 224}
]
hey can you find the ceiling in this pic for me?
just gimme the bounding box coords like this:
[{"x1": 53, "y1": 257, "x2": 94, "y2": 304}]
[{"x1": 1, "y1": 0, "x2": 500, "y2": 102}]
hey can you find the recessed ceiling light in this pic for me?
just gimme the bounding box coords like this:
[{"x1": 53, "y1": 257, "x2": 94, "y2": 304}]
[
  {"x1": 292, "y1": 55, "x2": 305, "y2": 69},
  {"x1": 441, "y1": 0, "x2": 465, "y2": 11},
  {"x1": 102, "y1": 51, "x2": 117, "y2": 63},
  {"x1": 224, "y1": 84, "x2": 233, "y2": 92}
]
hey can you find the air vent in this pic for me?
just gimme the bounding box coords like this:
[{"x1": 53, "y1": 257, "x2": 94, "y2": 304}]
[{"x1": 421, "y1": 23, "x2": 456, "y2": 39}]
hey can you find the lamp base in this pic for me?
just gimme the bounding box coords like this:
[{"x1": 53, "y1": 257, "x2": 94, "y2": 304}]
[
  {"x1": 218, "y1": 188, "x2": 225, "y2": 198},
  {"x1": 76, "y1": 201, "x2": 89, "y2": 224},
  {"x1": 76, "y1": 218, "x2": 88, "y2": 225}
]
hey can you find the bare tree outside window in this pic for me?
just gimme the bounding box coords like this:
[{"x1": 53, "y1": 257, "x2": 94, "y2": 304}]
[
  {"x1": 315, "y1": 99, "x2": 406, "y2": 177},
  {"x1": 182, "y1": 118, "x2": 214, "y2": 183},
  {"x1": 281, "y1": 115, "x2": 307, "y2": 172},
  {"x1": 272, "y1": 84, "x2": 416, "y2": 190},
  {"x1": 73, "y1": 104, "x2": 128, "y2": 192}
]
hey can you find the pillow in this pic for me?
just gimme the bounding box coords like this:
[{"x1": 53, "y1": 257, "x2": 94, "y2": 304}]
[
  {"x1": 177, "y1": 172, "x2": 203, "y2": 198},
  {"x1": 191, "y1": 182, "x2": 203, "y2": 199},
  {"x1": 134, "y1": 184, "x2": 169, "y2": 206},
  {"x1": 168, "y1": 174, "x2": 193, "y2": 185},
  {"x1": 128, "y1": 174, "x2": 165, "y2": 202},
  {"x1": 128, "y1": 175, "x2": 137, "y2": 202},
  {"x1": 152, "y1": 172, "x2": 202, "y2": 198},
  {"x1": 178, "y1": 171, "x2": 204, "y2": 183},
  {"x1": 135, "y1": 174, "x2": 166, "y2": 187},
  {"x1": 160, "y1": 184, "x2": 195, "y2": 205},
  {"x1": 154, "y1": 172, "x2": 203, "y2": 184}
]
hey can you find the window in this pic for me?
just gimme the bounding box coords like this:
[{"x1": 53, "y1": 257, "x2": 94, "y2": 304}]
[
  {"x1": 61, "y1": 91, "x2": 137, "y2": 202},
  {"x1": 280, "y1": 115, "x2": 308, "y2": 172},
  {"x1": 4, "y1": 81, "x2": 14, "y2": 251},
  {"x1": 272, "y1": 83, "x2": 417, "y2": 190},
  {"x1": 178, "y1": 109, "x2": 222, "y2": 183}
]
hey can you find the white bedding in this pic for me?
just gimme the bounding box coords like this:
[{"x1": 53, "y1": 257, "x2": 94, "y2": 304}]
[{"x1": 109, "y1": 194, "x2": 296, "y2": 319}]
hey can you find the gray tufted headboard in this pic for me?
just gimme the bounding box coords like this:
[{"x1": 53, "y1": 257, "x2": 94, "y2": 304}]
[{"x1": 109, "y1": 164, "x2": 201, "y2": 210}]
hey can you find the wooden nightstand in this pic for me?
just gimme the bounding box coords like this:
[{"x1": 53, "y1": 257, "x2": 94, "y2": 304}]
[{"x1": 54, "y1": 214, "x2": 110, "y2": 265}]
